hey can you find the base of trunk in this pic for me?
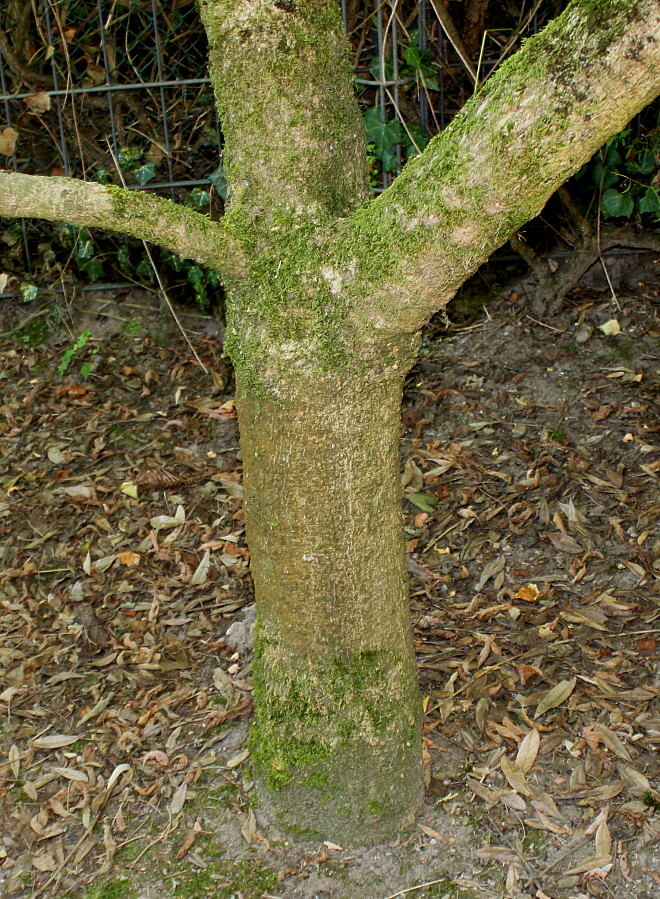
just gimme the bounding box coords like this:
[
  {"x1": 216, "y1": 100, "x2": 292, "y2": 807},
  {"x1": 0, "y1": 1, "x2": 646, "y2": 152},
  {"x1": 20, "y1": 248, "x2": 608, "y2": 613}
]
[{"x1": 251, "y1": 637, "x2": 423, "y2": 845}]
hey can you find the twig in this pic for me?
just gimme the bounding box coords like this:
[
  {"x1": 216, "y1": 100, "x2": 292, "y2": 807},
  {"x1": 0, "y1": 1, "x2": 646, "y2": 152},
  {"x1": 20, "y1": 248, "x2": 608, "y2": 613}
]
[
  {"x1": 427, "y1": 0, "x2": 477, "y2": 83},
  {"x1": 524, "y1": 315, "x2": 568, "y2": 332},
  {"x1": 383, "y1": 880, "x2": 468, "y2": 899}
]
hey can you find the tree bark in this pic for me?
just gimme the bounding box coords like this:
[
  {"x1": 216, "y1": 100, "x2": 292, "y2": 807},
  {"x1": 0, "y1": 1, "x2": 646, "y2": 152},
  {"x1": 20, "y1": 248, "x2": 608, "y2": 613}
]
[
  {"x1": 0, "y1": 174, "x2": 244, "y2": 277},
  {"x1": 237, "y1": 354, "x2": 423, "y2": 843}
]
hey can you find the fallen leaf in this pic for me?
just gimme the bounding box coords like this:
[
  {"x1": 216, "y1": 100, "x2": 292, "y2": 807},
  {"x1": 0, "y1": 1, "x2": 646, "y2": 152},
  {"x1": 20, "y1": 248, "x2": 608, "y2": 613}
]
[
  {"x1": 33, "y1": 734, "x2": 83, "y2": 749},
  {"x1": 516, "y1": 729, "x2": 540, "y2": 773},
  {"x1": 241, "y1": 808, "x2": 257, "y2": 843},
  {"x1": 547, "y1": 532, "x2": 583, "y2": 554},
  {"x1": 534, "y1": 677, "x2": 577, "y2": 718},
  {"x1": 25, "y1": 92, "x2": 51, "y2": 113},
  {"x1": 501, "y1": 756, "x2": 531, "y2": 796},
  {"x1": 190, "y1": 549, "x2": 211, "y2": 585},
  {"x1": 599, "y1": 319, "x2": 621, "y2": 335},
  {"x1": 9, "y1": 744, "x2": 20, "y2": 778},
  {"x1": 0, "y1": 126, "x2": 18, "y2": 155},
  {"x1": 117, "y1": 551, "x2": 141, "y2": 567},
  {"x1": 169, "y1": 781, "x2": 187, "y2": 815},
  {"x1": 514, "y1": 583, "x2": 540, "y2": 603},
  {"x1": 226, "y1": 748, "x2": 250, "y2": 768},
  {"x1": 32, "y1": 852, "x2": 57, "y2": 872}
]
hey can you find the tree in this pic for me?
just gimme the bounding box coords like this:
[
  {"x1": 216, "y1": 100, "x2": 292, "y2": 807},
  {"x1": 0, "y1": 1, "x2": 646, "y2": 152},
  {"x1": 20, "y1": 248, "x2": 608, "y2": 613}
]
[{"x1": 1, "y1": 0, "x2": 659, "y2": 846}]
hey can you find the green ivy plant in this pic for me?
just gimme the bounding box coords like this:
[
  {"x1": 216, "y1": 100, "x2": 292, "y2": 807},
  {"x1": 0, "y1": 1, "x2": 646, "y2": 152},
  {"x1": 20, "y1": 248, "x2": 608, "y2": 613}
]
[
  {"x1": 574, "y1": 117, "x2": 660, "y2": 222},
  {"x1": 58, "y1": 330, "x2": 91, "y2": 379},
  {"x1": 364, "y1": 109, "x2": 428, "y2": 174}
]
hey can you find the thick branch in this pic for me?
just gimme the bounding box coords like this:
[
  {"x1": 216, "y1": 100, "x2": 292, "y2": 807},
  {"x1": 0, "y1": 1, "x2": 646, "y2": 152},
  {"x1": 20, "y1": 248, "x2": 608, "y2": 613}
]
[
  {"x1": 199, "y1": 0, "x2": 370, "y2": 228},
  {"x1": 337, "y1": 0, "x2": 660, "y2": 335},
  {"x1": 0, "y1": 172, "x2": 244, "y2": 278}
]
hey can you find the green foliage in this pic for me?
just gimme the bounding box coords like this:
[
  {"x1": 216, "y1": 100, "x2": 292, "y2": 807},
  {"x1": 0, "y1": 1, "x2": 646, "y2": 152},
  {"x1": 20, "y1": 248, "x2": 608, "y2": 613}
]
[
  {"x1": 364, "y1": 108, "x2": 404, "y2": 173},
  {"x1": 161, "y1": 251, "x2": 220, "y2": 312},
  {"x1": 369, "y1": 30, "x2": 439, "y2": 91},
  {"x1": 574, "y1": 113, "x2": 660, "y2": 222},
  {"x1": 364, "y1": 109, "x2": 428, "y2": 175},
  {"x1": 58, "y1": 330, "x2": 92, "y2": 379},
  {"x1": 20, "y1": 282, "x2": 39, "y2": 303}
]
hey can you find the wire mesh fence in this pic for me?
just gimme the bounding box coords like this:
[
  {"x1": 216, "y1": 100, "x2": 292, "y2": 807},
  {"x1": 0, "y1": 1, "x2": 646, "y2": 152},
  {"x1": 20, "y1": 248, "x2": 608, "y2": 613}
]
[{"x1": 0, "y1": 0, "x2": 553, "y2": 287}]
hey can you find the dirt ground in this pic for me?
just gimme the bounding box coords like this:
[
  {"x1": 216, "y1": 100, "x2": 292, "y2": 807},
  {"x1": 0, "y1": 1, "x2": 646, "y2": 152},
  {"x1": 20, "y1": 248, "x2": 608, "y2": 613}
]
[{"x1": 0, "y1": 254, "x2": 659, "y2": 899}]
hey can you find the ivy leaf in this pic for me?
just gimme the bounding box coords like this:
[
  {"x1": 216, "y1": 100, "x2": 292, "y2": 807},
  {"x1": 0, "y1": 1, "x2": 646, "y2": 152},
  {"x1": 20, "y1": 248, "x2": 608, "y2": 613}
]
[
  {"x1": 638, "y1": 187, "x2": 660, "y2": 215},
  {"x1": 75, "y1": 228, "x2": 95, "y2": 261},
  {"x1": 369, "y1": 55, "x2": 394, "y2": 82},
  {"x1": 187, "y1": 188, "x2": 210, "y2": 210},
  {"x1": 79, "y1": 257, "x2": 103, "y2": 280},
  {"x1": 363, "y1": 108, "x2": 403, "y2": 172},
  {"x1": 136, "y1": 258, "x2": 155, "y2": 282},
  {"x1": 402, "y1": 45, "x2": 439, "y2": 90},
  {"x1": 601, "y1": 188, "x2": 634, "y2": 218},
  {"x1": 626, "y1": 148, "x2": 657, "y2": 176},
  {"x1": 208, "y1": 165, "x2": 228, "y2": 200},
  {"x1": 403, "y1": 122, "x2": 428, "y2": 159},
  {"x1": 591, "y1": 163, "x2": 619, "y2": 189},
  {"x1": 92, "y1": 167, "x2": 110, "y2": 185},
  {"x1": 187, "y1": 265, "x2": 204, "y2": 285},
  {"x1": 20, "y1": 282, "x2": 39, "y2": 303},
  {"x1": 116, "y1": 245, "x2": 131, "y2": 274},
  {"x1": 118, "y1": 145, "x2": 143, "y2": 168},
  {"x1": 133, "y1": 163, "x2": 156, "y2": 186}
]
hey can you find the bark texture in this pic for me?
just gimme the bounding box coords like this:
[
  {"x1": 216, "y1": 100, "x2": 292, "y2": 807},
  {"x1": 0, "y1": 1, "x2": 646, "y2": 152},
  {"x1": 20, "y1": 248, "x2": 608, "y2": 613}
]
[
  {"x1": 237, "y1": 360, "x2": 423, "y2": 842},
  {"x1": 0, "y1": 174, "x2": 243, "y2": 276}
]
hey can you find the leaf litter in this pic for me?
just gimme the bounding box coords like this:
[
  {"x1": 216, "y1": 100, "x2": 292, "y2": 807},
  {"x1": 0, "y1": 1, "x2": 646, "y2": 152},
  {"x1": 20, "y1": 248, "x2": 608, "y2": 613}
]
[{"x1": 0, "y1": 278, "x2": 659, "y2": 899}]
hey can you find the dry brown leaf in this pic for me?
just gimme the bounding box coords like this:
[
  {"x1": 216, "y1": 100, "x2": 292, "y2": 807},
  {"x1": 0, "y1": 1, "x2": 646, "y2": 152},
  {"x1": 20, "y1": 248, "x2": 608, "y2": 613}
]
[
  {"x1": 0, "y1": 126, "x2": 18, "y2": 155},
  {"x1": 176, "y1": 818, "x2": 204, "y2": 860},
  {"x1": 50, "y1": 766, "x2": 89, "y2": 782},
  {"x1": 226, "y1": 748, "x2": 250, "y2": 768},
  {"x1": 595, "y1": 821, "x2": 612, "y2": 857},
  {"x1": 467, "y1": 778, "x2": 500, "y2": 808},
  {"x1": 169, "y1": 781, "x2": 188, "y2": 815},
  {"x1": 593, "y1": 724, "x2": 632, "y2": 761},
  {"x1": 564, "y1": 854, "x2": 612, "y2": 875},
  {"x1": 534, "y1": 677, "x2": 577, "y2": 718},
  {"x1": 501, "y1": 755, "x2": 531, "y2": 796},
  {"x1": 618, "y1": 764, "x2": 651, "y2": 794},
  {"x1": 32, "y1": 851, "x2": 57, "y2": 872},
  {"x1": 8, "y1": 744, "x2": 20, "y2": 778},
  {"x1": 241, "y1": 808, "x2": 257, "y2": 844},
  {"x1": 418, "y1": 824, "x2": 447, "y2": 842},
  {"x1": 25, "y1": 92, "x2": 51, "y2": 113},
  {"x1": 117, "y1": 551, "x2": 141, "y2": 567},
  {"x1": 501, "y1": 791, "x2": 527, "y2": 811},
  {"x1": 547, "y1": 532, "x2": 583, "y2": 554},
  {"x1": 516, "y1": 729, "x2": 540, "y2": 773},
  {"x1": 513, "y1": 583, "x2": 540, "y2": 603},
  {"x1": 33, "y1": 734, "x2": 83, "y2": 750}
]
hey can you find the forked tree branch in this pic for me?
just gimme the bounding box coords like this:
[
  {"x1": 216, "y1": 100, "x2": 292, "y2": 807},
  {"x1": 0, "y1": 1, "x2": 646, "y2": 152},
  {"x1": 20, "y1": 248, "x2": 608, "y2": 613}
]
[
  {"x1": 0, "y1": 172, "x2": 245, "y2": 279},
  {"x1": 339, "y1": 0, "x2": 660, "y2": 336}
]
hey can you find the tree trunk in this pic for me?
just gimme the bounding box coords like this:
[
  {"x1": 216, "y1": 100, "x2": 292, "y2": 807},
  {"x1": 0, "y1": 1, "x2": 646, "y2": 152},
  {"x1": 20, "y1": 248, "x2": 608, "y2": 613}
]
[{"x1": 237, "y1": 357, "x2": 423, "y2": 843}]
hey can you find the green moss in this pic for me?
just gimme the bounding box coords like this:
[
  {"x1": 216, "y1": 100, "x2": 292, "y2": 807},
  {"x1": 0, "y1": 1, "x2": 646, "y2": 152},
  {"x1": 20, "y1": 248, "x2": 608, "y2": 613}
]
[
  {"x1": 423, "y1": 881, "x2": 478, "y2": 898},
  {"x1": 167, "y1": 854, "x2": 277, "y2": 899},
  {"x1": 250, "y1": 632, "x2": 420, "y2": 804},
  {"x1": 85, "y1": 879, "x2": 136, "y2": 899},
  {"x1": 523, "y1": 828, "x2": 546, "y2": 850}
]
